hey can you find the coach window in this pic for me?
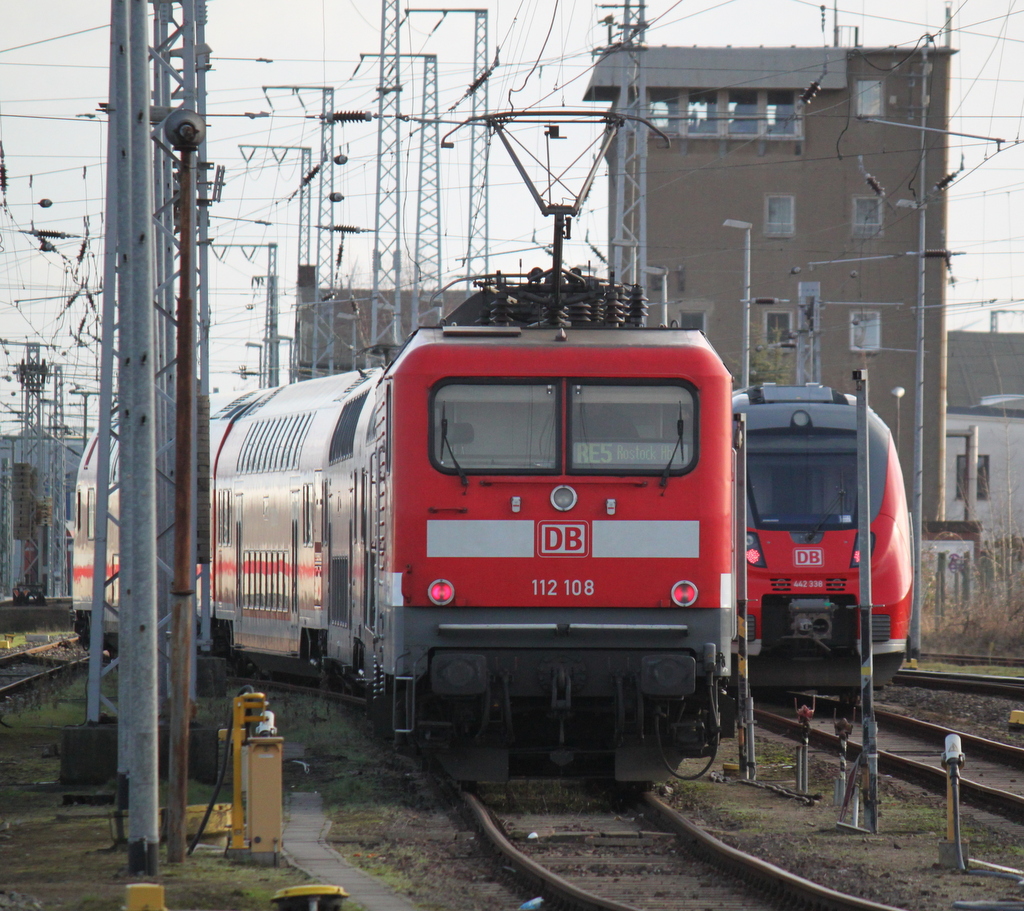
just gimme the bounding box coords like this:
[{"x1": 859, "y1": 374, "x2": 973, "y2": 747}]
[
  {"x1": 569, "y1": 383, "x2": 696, "y2": 474},
  {"x1": 431, "y1": 383, "x2": 558, "y2": 473}
]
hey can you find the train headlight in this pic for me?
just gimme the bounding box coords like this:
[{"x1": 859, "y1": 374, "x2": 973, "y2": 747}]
[
  {"x1": 428, "y1": 579, "x2": 455, "y2": 605},
  {"x1": 850, "y1": 532, "x2": 876, "y2": 568},
  {"x1": 791, "y1": 409, "x2": 812, "y2": 428},
  {"x1": 431, "y1": 653, "x2": 488, "y2": 695},
  {"x1": 550, "y1": 484, "x2": 578, "y2": 511},
  {"x1": 670, "y1": 580, "x2": 698, "y2": 607},
  {"x1": 745, "y1": 532, "x2": 767, "y2": 567}
]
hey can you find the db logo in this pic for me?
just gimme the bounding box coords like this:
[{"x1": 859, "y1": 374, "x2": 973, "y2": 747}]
[
  {"x1": 538, "y1": 522, "x2": 589, "y2": 556},
  {"x1": 793, "y1": 547, "x2": 825, "y2": 567}
]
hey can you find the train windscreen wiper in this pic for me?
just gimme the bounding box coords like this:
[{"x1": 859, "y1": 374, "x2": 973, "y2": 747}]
[
  {"x1": 440, "y1": 405, "x2": 468, "y2": 487},
  {"x1": 659, "y1": 408, "x2": 685, "y2": 490},
  {"x1": 804, "y1": 474, "x2": 847, "y2": 541}
]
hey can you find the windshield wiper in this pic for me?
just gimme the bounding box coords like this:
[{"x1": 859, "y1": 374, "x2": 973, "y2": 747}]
[
  {"x1": 440, "y1": 405, "x2": 468, "y2": 488},
  {"x1": 659, "y1": 408, "x2": 685, "y2": 490},
  {"x1": 804, "y1": 472, "x2": 847, "y2": 541}
]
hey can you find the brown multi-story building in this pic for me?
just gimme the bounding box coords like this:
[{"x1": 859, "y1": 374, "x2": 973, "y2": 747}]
[{"x1": 586, "y1": 43, "x2": 953, "y2": 519}]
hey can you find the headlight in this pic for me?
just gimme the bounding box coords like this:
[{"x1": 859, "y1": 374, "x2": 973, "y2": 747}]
[{"x1": 550, "y1": 485, "x2": 577, "y2": 511}]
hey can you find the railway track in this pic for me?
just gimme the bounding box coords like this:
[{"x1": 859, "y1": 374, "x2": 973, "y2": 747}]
[
  {"x1": 461, "y1": 788, "x2": 907, "y2": 911},
  {"x1": 756, "y1": 705, "x2": 1024, "y2": 830},
  {"x1": 920, "y1": 652, "x2": 1024, "y2": 670},
  {"x1": 0, "y1": 635, "x2": 85, "y2": 699},
  {"x1": 892, "y1": 667, "x2": 1024, "y2": 698}
]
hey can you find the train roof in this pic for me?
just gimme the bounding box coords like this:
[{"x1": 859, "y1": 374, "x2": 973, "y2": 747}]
[
  {"x1": 388, "y1": 325, "x2": 730, "y2": 381},
  {"x1": 733, "y1": 384, "x2": 890, "y2": 436},
  {"x1": 210, "y1": 370, "x2": 379, "y2": 424}
]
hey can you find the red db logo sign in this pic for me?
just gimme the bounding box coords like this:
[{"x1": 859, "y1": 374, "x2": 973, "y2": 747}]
[
  {"x1": 538, "y1": 522, "x2": 589, "y2": 556},
  {"x1": 793, "y1": 547, "x2": 824, "y2": 567}
]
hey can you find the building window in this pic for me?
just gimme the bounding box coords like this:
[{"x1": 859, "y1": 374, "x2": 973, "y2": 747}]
[
  {"x1": 955, "y1": 454, "x2": 990, "y2": 501},
  {"x1": 678, "y1": 311, "x2": 705, "y2": 331},
  {"x1": 765, "y1": 311, "x2": 792, "y2": 343},
  {"x1": 856, "y1": 80, "x2": 884, "y2": 117},
  {"x1": 766, "y1": 90, "x2": 796, "y2": 134},
  {"x1": 853, "y1": 196, "x2": 884, "y2": 237},
  {"x1": 850, "y1": 310, "x2": 881, "y2": 351},
  {"x1": 728, "y1": 90, "x2": 758, "y2": 134},
  {"x1": 687, "y1": 90, "x2": 719, "y2": 134},
  {"x1": 649, "y1": 90, "x2": 680, "y2": 131},
  {"x1": 764, "y1": 195, "x2": 795, "y2": 236}
]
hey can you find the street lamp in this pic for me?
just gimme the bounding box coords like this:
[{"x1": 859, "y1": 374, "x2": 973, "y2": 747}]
[
  {"x1": 723, "y1": 219, "x2": 753, "y2": 388},
  {"x1": 891, "y1": 386, "x2": 905, "y2": 454}
]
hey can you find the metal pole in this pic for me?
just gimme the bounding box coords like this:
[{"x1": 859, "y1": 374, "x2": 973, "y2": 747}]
[
  {"x1": 124, "y1": 0, "x2": 159, "y2": 875},
  {"x1": 734, "y1": 413, "x2": 755, "y2": 779},
  {"x1": 167, "y1": 139, "x2": 199, "y2": 864},
  {"x1": 854, "y1": 369, "x2": 878, "y2": 833},
  {"x1": 265, "y1": 243, "x2": 279, "y2": 387},
  {"x1": 909, "y1": 43, "x2": 930, "y2": 665},
  {"x1": 724, "y1": 220, "x2": 753, "y2": 387},
  {"x1": 742, "y1": 226, "x2": 751, "y2": 389},
  {"x1": 964, "y1": 425, "x2": 978, "y2": 521}
]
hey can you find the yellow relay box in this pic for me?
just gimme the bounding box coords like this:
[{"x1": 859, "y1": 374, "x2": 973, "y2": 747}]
[{"x1": 246, "y1": 736, "x2": 284, "y2": 856}]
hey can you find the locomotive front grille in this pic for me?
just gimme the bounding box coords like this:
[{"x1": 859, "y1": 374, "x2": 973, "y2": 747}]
[
  {"x1": 871, "y1": 614, "x2": 892, "y2": 642},
  {"x1": 826, "y1": 578, "x2": 846, "y2": 591},
  {"x1": 770, "y1": 578, "x2": 791, "y2": 591}
]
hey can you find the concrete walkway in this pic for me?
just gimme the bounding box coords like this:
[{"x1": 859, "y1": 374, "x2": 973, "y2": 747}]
[{"x1": 281, "y1": 791, "x2": 423, "y2": 911}]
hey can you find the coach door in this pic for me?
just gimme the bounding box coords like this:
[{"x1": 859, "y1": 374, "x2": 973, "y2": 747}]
[
  {"x1": 234, "y1": 492, "x2": 243, "y2": 611},
  {"x1": 365, "y1": 457, "x2": 378, "y2": 635},
  {"x1": 290, "y1": 487, "x2": 300, "y2": 618},
  {"x1": 313, "y1": 469, "x2": 324, "y2": 610}
]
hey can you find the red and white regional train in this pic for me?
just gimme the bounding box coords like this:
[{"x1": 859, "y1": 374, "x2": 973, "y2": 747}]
[
  {"x1": 74, "y1": 274, "x2": 738, "y2": 781},
  {"x1": 733, "y1": 384, "x2": 912, "y2": 691}
]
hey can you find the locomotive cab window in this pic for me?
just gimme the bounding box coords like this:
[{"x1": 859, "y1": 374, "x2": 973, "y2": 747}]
[
  {"x1": 569, "y1": 383, "x2": 696, "y2": 474},
  {"x1": 431, "y1": 382, "x2": 558, "y2": 473}
]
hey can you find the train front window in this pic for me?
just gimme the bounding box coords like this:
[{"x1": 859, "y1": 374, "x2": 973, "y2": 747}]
[
  {"x1": 747, "y1": 430, "x2": 857, "y2": 530},
  {"x1": 431, "y1": 383, "x2": 558, "y2": 473},
  {"x1": 569, "y1": 383, "x2": 696, "y2": 474}
]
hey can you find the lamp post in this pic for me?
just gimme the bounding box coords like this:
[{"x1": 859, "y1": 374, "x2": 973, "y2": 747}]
[
  {"x1": 891, "y1": 386, "x2": 905, "y2": 455},
  {"x1": 723, "y1": 219, "x2": 753, "y2": 388}
]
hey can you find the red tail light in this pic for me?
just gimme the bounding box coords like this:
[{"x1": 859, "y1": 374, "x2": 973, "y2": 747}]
[
  {"x1": 428, "y1": 579, "x2": 455, "y2": 605},
  {"x1": 671, "y1": 580, "x2": 698, "y2": 607}
]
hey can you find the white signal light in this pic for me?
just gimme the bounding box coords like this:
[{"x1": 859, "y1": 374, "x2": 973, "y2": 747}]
[
  {"x1": 550, "y1": 485, "x2": 578, "y2": 511},
  {"x1": 671, "y1": 580, "x2": 698, "y2": 607},
  {"x1": 428, "y1": 579, "x2": 455, "y2": 605}
]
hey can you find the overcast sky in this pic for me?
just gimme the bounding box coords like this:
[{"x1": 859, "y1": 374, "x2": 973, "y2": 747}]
[{"x1": 1, "y1": 0, "x2": 1022, "y2": 432}]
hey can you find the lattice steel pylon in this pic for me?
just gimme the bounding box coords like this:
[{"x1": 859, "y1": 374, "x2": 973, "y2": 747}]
[
  {"x1": 14, "y1": 344, "x2": 48, "y2": 591},
  {"x1": 608, "y1": 1, "x2": 648, "y2": 289},
  {"x1": 371, "y1": 0, "x2": 403, "y2": 349},
  {"x1": 407, "y1": 8, "x2": 490, "y2": 284},
  {"x1": 262, "y1": 87, "x2": 350, "y2": 376},
  {"x1": 237, "y1": 144, "x2": 312, "y2": 382},
  {"x1": 413, "y1": 54, "x2": 442, "y2": 326},
  {"x1": 88, "y1": 0, "x2": 212, "y2": 724},
  {"x1": 46, "y1": 365, "x2": 66, "y2": 598},
  {"x1": 361, "y1": 52, "x2": 441, "y2": 329}
]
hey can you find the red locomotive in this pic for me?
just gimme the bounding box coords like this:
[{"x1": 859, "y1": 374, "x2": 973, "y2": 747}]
[
  {"x1": 74, "y1": 112, "x2": 740, "y2": 781},
  {"x1": 733, "y1": 384, "x2": 912, "y2": 691},
  {"x1": 75, "y1": 276, "x2": 739, "y2": 781}
]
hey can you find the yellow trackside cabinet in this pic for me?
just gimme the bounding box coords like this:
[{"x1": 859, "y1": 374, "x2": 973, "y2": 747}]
[{"x1": 246, "y1": 736, "x2": 284, "y2": 859}]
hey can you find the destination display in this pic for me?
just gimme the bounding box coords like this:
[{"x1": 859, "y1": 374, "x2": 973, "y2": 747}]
[{"x1": 572, "y1": 440, "x2": 683, "y2": 466}]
